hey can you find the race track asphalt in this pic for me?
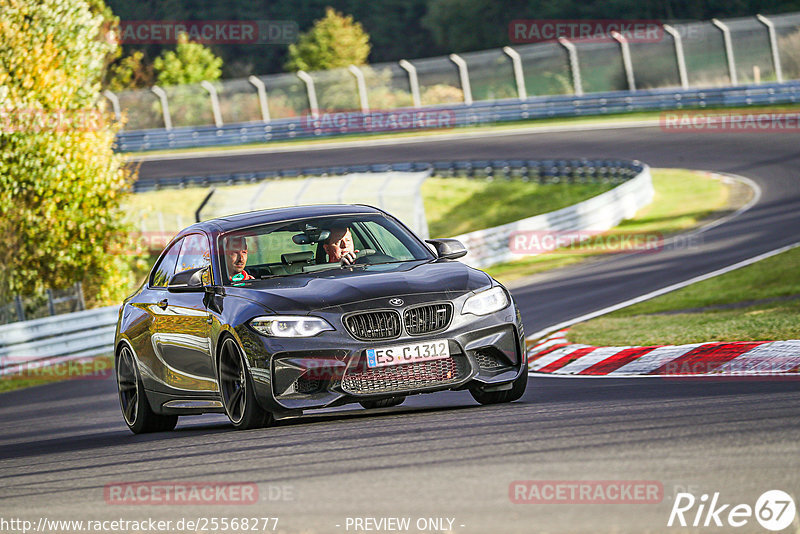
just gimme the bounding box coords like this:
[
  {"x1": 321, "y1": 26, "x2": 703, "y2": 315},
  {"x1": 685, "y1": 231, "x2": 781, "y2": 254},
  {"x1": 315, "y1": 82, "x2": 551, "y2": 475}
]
[{"x1": 1, "y1": 126, "x2": 798, "y2": 533}]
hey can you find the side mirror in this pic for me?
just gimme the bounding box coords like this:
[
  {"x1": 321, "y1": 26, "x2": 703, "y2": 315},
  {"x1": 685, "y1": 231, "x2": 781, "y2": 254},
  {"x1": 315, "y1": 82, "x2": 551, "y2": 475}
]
[
  {"x1": 168, "y1": 266, "x2": 208, "y2": 292},
  {"x1": 425, "y1": 239, "x2": 467, "y2": 260}
]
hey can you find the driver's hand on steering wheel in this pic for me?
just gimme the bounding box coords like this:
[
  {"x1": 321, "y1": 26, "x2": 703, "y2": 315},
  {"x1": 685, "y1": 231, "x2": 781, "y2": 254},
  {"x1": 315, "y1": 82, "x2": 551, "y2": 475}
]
[{"x1": 341, "y1": 249, "x2": 360, "y2": 265}]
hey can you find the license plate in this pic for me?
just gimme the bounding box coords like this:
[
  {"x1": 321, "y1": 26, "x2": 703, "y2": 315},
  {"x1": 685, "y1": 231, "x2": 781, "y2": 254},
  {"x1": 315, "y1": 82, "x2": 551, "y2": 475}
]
[{"x1": 366, "y1": 340, "x2": 450, "y2": 369}]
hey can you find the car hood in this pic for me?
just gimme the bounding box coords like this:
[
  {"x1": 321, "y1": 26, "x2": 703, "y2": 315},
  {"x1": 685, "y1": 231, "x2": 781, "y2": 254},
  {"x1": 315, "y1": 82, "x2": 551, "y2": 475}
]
[{"x1": 224, "y1": 260, "x2": 492, "y2": 313}]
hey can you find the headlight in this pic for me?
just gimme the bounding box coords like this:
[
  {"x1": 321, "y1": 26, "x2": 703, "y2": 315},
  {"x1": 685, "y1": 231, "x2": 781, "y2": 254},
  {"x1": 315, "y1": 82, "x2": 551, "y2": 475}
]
[
  {"x1": 249, "y1": 316, "x2": 334, "y2": 337},
  {"x1": 462, "y1": 286, "x2": 509, "y2": 316}
]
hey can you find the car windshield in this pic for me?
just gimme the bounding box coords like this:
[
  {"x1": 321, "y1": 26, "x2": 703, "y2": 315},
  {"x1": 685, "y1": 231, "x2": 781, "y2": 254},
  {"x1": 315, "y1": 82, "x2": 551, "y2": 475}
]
[{"x1": 218, "y1": 213, "x2": 434, "y2": 284}]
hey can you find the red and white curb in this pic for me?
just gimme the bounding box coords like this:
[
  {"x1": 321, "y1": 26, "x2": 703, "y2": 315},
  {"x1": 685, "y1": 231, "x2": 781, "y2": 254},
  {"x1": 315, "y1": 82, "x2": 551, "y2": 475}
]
[{"x1": 526, "y1": 330, "x2": 800, "y2": 377}]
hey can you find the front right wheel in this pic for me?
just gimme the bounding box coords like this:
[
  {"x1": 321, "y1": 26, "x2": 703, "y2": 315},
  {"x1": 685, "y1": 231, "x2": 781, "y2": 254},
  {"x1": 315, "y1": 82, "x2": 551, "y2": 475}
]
[{"x1": 218, "y1": 336, "x2": 273, "y2": 430}]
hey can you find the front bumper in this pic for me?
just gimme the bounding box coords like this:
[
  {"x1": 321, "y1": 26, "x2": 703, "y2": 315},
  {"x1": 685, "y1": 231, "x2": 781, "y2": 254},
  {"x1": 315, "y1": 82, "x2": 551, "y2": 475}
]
[{"x1": 236, "y1": 297, "x2": 525, "y2": 416}]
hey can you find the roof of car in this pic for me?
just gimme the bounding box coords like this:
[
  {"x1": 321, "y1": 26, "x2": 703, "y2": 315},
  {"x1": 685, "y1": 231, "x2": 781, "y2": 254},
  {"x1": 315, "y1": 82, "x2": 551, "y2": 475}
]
[{"x1": 182, "y1": 204, "x2": 384, "y2": 234}]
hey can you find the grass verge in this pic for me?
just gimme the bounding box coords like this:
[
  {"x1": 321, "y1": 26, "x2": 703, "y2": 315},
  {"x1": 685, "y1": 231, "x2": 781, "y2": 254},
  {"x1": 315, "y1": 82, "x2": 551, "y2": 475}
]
[
  {"x1": 568, "y1": 245, "x2": 800, "y2": 346},
  {"x1": 0, "y1": 355, "x2": 114, "y2": 394},
  {"x1": 486, "y1": 169, "x2": 732, "y2": 284}
]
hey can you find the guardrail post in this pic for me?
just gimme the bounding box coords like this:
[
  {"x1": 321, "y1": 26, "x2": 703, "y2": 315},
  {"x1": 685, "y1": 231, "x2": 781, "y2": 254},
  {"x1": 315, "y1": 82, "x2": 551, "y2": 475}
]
[
  {"x1": 399, "y1": 60, "x2": 421, "y2": 108},
  {"x1": 611, "y1": 31, "x2": 636, "y2": 91},
  {"x1": 502, "y1": 46, "x2": 527, "y2": 100},
  {"x1": 150, "y1": 85, "x2": 172, "y2": 130},
  {"x1": 296, "y1": 70, "x2": 319, "y2": 117},
  {"x1": 557, "y1": 38, "x2": 583, "y2": 96},
  {"x1": 712, "y1": 18, "x2": 738, "y2": 86},
  {"x1": 663, "y1": 25, "x2": 689, "y2": 89},
  {"x1": 46, "y1": 289, "x2": 56, "y2": 316},
  {"x1": 75, "y1": 282, "x2": 85, "y2": 311},
  {"x1": 102, "y1": 90, "x2": 122, "y2": 125},
  {"x1": 200, "y1": 81, "x2": 223, "y2": 128},
  {"x1": 756, "y1": 14, "x2": 784, "y2": 83},
  {"x1": 348, "y1": 65, "x2": 370, "y2": 112},
  {"x1": 449, "y1": 53, "x2": 473, "y2": 105},
  {"x1": 14, "y1": 295, "x2": 25, "y2": 322},
  {"x1": 248, "y1": 75, "x2": 271, "y2": 123}
]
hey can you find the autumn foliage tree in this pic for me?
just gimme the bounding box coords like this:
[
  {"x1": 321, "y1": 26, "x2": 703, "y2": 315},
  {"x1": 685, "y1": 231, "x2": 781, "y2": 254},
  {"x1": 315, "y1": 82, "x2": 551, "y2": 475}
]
[
  {"x1": 0, "y1": 0, "x2": 135, "y2": 309},
  {"x1": 286, "y1": 7, "x2": 371, "y2": 72}
]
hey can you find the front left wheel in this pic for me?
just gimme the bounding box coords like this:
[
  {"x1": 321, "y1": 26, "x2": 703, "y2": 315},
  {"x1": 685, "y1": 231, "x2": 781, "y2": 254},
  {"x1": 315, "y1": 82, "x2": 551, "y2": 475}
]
[
  {"x1": 218, "y1": 336, "x2": 273, "y2": 430},
  {"x1": 469, "y1": 360, "x2": 529, "y2": 405},
  {"x1": 117, "y1": 345, "x2": 178, "y2": 434}
]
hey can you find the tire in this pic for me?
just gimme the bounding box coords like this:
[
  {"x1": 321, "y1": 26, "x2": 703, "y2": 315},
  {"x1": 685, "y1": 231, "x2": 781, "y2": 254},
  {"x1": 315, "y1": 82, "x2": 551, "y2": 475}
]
[
  {"x1": 218, "y1": 336, "x2": 273, "y2": 430},
  {"x1": 359, "y1": 396, "x2": 405, "y2": 409},
  {"x1": 469, "y1": 360, "x2": 528, "y2": 405},
  {"x1": 117, "y1": 345, "x2": 178, "y2": 434}
]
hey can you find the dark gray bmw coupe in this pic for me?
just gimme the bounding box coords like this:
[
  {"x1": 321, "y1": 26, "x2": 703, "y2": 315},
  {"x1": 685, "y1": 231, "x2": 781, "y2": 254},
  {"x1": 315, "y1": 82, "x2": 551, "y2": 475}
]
[{"x1": 115, "y1": 204, "x2": 527, "y2": 433}]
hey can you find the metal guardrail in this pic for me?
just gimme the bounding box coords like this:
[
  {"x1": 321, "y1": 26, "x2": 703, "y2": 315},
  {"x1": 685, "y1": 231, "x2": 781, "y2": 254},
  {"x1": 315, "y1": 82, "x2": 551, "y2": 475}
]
[
  {"x1": 0, "y1": 305, "x2": 118, "y2": 375},
  {"x1": 117, "y1": 81, "x2": 800, "y2": 153},
  {"x1": 134, "y1": 158, "x2": 644, "y2": 192},
  {"x1": 455, "y1": 164, "x2": 653, "y2": 268}
]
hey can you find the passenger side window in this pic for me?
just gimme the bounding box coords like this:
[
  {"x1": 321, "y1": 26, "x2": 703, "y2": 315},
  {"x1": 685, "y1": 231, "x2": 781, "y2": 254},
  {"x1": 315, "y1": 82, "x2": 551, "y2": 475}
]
[{"x1": 150, "y1": 239, "x2": 183, "y2": 288}]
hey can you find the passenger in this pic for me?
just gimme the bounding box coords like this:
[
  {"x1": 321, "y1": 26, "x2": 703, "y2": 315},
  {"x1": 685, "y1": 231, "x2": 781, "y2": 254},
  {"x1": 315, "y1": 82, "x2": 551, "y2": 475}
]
[
  {"x1": 323, "y1": 227, "x2": 359, "y2": 265},
  {"x1": 224, "y1": 236, "x2": 253, "y2": 281}
]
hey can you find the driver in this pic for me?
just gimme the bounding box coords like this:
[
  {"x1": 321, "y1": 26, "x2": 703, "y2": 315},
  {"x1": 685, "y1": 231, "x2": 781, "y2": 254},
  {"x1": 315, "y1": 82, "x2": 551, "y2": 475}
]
[
  {"x1": 224, "y1": 236, "x2": 253, "y2": 281},
  {"x1": 323, "y1": 227, "x2": 359, "y2": 265}
]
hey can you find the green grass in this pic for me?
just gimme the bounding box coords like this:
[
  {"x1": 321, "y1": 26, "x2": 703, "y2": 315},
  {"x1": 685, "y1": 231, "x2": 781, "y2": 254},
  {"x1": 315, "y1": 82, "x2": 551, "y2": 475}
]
[
  {"x1": 0, "y1": 355, "x2": 114, "y2": 394},
  {"x1": 486, "y1": 169, "x2": 731, "y2": 284},
  {"x1": 422, "y1": 178, "x2": 614, "y2": 238},
  {"x1": 125, "y1": 102, "x2": 800, "y2": 158},
  {"x1": 568, "y1": 245, "x2": 800, "y2": 346}
]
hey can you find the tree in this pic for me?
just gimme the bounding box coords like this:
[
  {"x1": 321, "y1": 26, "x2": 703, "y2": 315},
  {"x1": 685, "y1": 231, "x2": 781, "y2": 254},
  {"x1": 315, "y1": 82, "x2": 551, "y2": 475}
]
[
  {"x1": 286, "y1": 7, "x2": 371, "y2": 72},
  {"x1": 0, "y1": 0, "x2": 135, "y2": 308},
  {"x1": 107, "y1": 51, "x2": 155, "y2": 91},
  {"x1": 153, "y1": 33, "x2": 223, "y2": 86}
]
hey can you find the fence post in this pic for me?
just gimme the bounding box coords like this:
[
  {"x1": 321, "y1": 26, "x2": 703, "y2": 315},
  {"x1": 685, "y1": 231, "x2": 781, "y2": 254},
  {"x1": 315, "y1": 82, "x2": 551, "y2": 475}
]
[
  {"x1": 150, "y1": 85, "x2": 173, "y2": 130},
  {"x1": 46, "y1": 289, "x2": 56, "y2": 316},
  {"x1": 557, "y1": 37, "x2": 583, "y2": 96},
  {"x1": 756, "y1": 14, "x2": 783, "y2": 83},
  {"x1": 502, "y1": 46, "x2": 527, "y2": 100},
  {"x1": 663, "y1": 25, "x2": 689, "y2": 89},
  {"x1": 76, "y1": 282, "x2": 86, "y2": 311},
  {"x1": 611, "y1": 31, "x2": 636, "y2": 91},
  {"x1": 348, "y1": 65, "x2": 370, "y2": 112},
  {"x1": 200, "y1": 81, "x2": 223, "y2": 128},
  {"x1": 102, "y1": 90, "x2": 122, "y2": 125},
  {"x1": 14, "y1": 295, "x2": 25, "y2": 322},
  {"x1": 296, "y1": 71, "x2": 319, "y2": 117},
  {"x1": 248, "y1": 75, "x2": 271, "y2": 122},
  {"x1": 712, "y1": 18, "x2": 738, "y2": 86},
  {"x1": 449, "y1": 53, "x2": 473, "y2": 105},
  {"x1": 399, "y1": 60, "x2": 422, "y2": 108}
]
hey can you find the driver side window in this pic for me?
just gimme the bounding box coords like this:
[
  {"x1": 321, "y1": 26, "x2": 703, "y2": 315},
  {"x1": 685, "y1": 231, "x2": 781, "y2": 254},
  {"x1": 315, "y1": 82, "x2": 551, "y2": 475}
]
[
  {"x1": 176, "y1": 234, "x2": 211, "y2": 274},
  {"x1": 150, "y1": 239, "x2": 183, "y2": 288}
]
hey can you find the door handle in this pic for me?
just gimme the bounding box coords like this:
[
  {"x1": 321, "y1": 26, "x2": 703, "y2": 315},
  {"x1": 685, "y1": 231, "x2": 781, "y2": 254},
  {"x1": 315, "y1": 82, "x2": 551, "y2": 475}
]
[
  {"x1": 206, "y1": 316, "x2": 213, "y2": 325},
  {"x1": 157, "y1": 299, "x2": 168, "y2": 309}
]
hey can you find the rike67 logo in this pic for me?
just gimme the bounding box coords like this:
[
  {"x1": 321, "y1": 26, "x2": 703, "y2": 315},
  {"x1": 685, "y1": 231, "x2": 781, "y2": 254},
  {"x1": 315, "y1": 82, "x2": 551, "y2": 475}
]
[{"x1": 668, "y1": 490, "x2": 796, "y2": 531}]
